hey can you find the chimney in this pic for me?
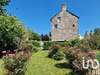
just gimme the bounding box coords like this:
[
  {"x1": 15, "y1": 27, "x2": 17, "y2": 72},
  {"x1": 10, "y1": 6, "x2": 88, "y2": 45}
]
[{"x1": 62, "y1": 4, "x2": 67, "y2": 11}]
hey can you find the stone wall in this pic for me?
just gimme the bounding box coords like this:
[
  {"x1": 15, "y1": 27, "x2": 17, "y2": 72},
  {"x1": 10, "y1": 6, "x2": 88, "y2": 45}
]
[{"x1": 51, "y1": 4, "x2": 79, "y2": 41}]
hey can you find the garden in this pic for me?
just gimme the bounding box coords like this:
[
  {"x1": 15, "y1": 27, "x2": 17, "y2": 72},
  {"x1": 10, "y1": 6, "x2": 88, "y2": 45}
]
[{"x1": 0, "y1": 0, "x2": 100, "y2": 75}]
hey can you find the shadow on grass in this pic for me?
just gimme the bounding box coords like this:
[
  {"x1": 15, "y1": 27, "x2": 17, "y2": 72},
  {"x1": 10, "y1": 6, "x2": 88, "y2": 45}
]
[
  {"x1": 55, "y1": 62, "x2": 76, "y2": 75},
  {"x1": 65, "y1": 72, "x2": 75, "y2": 75},
  {"x1": 54, "y1": 62, "x2": 71, "y2": 69}
]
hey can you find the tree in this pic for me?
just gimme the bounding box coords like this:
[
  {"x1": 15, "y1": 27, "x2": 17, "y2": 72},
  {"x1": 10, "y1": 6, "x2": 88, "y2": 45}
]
[
  {"x1": 94, "y1": 28, "x2": 100, "y2": 36},
  {"x1": 0, "y1": 0, "x2": 11, "y2": 15},
  {"x1": 0, "y1": 15, "x2": 28, "y2": 52},
  {"x1": 28, "y1": 30, "x2": 41, "y2": 41},
  {"x1": 41, "y1": 34, "x2": 51, "y2": 41}
]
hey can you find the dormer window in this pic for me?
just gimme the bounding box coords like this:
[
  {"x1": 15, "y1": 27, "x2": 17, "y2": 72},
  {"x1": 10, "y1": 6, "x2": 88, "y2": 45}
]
[
  {"x1": 54, "y1": 24, "x2": 58, "y2": 29},
  {"x1": 58, "y1": 17, "x2": 61, "y2": 23}
]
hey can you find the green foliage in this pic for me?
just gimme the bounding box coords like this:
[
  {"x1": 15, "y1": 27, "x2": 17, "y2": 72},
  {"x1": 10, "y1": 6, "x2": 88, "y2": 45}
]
[
  {"x1": 28, "y1": 30, "x2": 41, "y2": 41},
  {"x1": 71, "y1": 37, "x2": 81, "y2": 46},
  {"x1": 43, "y1": 41, "x2": 54, "y2": 50},
  {"x1": 96, "y1": 53, "x2": 100, "y2": 63},
  {"x1": 74, "y1": 40, "x2": 91, "y2": 53},
  {"x1": 2, "y1": 50, "x2": 32, "y2": 75},
  {"x1": 43, "y1": 41, "x2": 73, "y2": 50},
  {"x1": 65, "y1": 46, "x2": 96, "y2": 75},
  {"x1": 48, "y1": 44, "x2": 60, "y2": 58},
  {"x1": 33, "y1": 47, "x2": 40, "y2": 53},
  {"x1": 19, "y1": 43, "x2": 34, "y2": 53},
  {"x1": 94, "y1": 28, "x2": 100, "y2": 36},
  {"x1": 0, "y1": 0, "x2": 11, "y2": 15},
  {"x1": 48, "y1": 44, "x2": 64, "y2": 60},
  {"x1": 59, "y1": 41, "x2": 72, "y2": 47},
  {"x1": 25, "y1": 40, "x2": 40, "y2": 47},
  {"x1": 0, "y1": 15, "x2": 28, "y2": 53},
  {"x1": 53, "y1": 52, "x2": 64, "y2": 60},
  {"x1": 87, "y1": 35, "x2": 100, "y2": 50}
]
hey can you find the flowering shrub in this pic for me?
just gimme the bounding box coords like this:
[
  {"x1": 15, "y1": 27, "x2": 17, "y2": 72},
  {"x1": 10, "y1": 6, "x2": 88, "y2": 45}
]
[
  {"x1": 19, "y1": 43, "x2": 34, "y2": 53},
  {"x1": 48, "y1": 44, "x2": 65, "y2": 60},
  {"x1": 2, "y1": 50, "x2": 32, "y2": 75},
  {"x1": 65, "y1": 46, "x2": 96, "y2": 74},
  {"x1": 48, "y1": 44, "x2": 60, "y2": 58}
]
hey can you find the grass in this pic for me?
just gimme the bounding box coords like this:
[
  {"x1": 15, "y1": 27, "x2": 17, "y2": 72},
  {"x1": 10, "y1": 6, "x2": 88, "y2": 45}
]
[
  {"x1": 25, "y1": 51, "x2": 72, "y2": 75},
  {"x1": 0, "y1": 51, "x2": 72, "y2": 75}
]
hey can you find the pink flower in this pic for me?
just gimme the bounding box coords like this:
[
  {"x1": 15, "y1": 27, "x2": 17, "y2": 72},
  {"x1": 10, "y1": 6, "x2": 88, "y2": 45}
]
[
  {"x1": 20, "y1": 51, "x2": 24, "y2": 54},
  {"x1": 76, "y1": 64, "x2": 79, "y2": 68},
  {"x1": 2, "y1": 51, "x2": 6, "y2": 54},
  {"x1": 84, "y1": 56, "x2": 87, "y2": 59},
  {"x1": 89, "y1": 65, "x2": 91, "y2": 68},
  {"x1": 9, "y1": 54, "x2": 13, "y2": 57},
  {"x1": 14, "y1": 50, "x2": 17, "y2": 52},
  {"x1": 88, "y1": 51, "x2": 96, "y2": 55},
  {"x1": 30, "y1": 58, "x2": 32, "y2": 61},
  {"x1": 2, "y1": 66, "x2": 4, "y2": 69},
  {"x1": 79, "y1": 64, "x2": 82, "y2": 66},
  {"x1": 77, "y1": 66, "x2": 79, "y2": 68},
  {"x1": 73, "y1": 61, "x2": 75, "y2": 64},
  {"x1": 93, "y1": 61, "x2": 96, "y2": 65},
  {"x1": 11, "y1": 72, "x2": 13, "y2": 74},
  {"x1": 74, "y1": 60, "x2": 77, "y2": 62},
  {"x1": 82, "y1": 53, "x2": 86, "y2": 56},
  {"x1": 17, "y1": 69, "x2": 20, "y2": 71}
]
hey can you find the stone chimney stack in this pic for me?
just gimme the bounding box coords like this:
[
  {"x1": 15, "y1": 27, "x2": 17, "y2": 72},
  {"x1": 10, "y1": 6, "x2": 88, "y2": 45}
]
[{"x1": 62, "y1": 4, "x2": 67, "y2": 11}]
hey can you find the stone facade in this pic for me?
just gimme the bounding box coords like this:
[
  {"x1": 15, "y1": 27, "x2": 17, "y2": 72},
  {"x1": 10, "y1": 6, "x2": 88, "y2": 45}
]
[{"x1": 51, "y1": 4, "x2": 79, "y2": 41}]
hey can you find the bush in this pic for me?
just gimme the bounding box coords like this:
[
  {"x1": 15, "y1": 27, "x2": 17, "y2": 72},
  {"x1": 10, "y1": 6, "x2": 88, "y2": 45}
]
[
  {"x1": 43, "y1": 41, "x2": 56, "y2": 50},
  {"x1": 20, "y1": 43, "x2": 34, "y2": 53},
  {"x1": 65, "y1": 46, "x2": 96, "y2": 75},
  {"x1": 96, "y1": 53, "x2": 100, "y2": 63},
  {"x1": 0, "y1": 15, "x2": 28, "y2": 54},
  {"x1": 59, "y1": 41, "x2": 73, "y2": 47},
  {"x1": 33, "y1": 47, "x2": 40, "y2": 53},
  {"x1": 87, "y1": 35, "x2": 100, "y2": 50},
  {"x1": 71, "y1": 37, "x2": 81, "y2": 46},
  {"x1": 2, "y1": 50, "x2": 32, "y2": 75},
  {"x1": 74, "y1": 40, "x2": 91, "y2": 53},
  {"x1": 25, "y1": 40, "x2": 40, "y2": 47},
  {"x1": 48, "y1": 44, "x2": 64, "y2": 60},
  {"x1": 48, "y1": 44, "x2": 60, "y2": 58},
  {"x1": 28, "y1": 30, "x2": 42, "y2": 41},
  {"x1": 53, "y1": 52, "x2": 64, "y2": 60}
]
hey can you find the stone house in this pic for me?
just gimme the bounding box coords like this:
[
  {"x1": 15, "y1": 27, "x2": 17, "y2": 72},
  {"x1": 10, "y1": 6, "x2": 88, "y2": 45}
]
[
  {"x1": 84, "y1": 31, "x2": 94, "y2": 39},
  {"x1": 51, "y1": 4, "x2": 81, "y2": 41}
]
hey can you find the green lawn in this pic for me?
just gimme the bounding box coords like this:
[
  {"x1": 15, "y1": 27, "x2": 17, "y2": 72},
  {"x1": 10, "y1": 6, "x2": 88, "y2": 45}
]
[{"x1": 25, "y1": 51, "x2": 72, "y2": 75}]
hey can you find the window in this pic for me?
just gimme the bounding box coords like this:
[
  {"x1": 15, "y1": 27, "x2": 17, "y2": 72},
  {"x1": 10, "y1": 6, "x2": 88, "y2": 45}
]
[
  {"x1": 54, "y1": 24, "x2": 57, "y2": 29},
  {"x1": 73, "y1": 24, "x2": 75, "y2": 27},
  {"x1": 58, "y1": 17, "x2": 61, "y2": 23}
]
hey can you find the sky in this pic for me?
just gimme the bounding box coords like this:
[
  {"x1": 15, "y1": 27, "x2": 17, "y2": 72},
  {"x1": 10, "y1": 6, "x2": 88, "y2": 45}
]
[{"x1": 4, "y1": 0, "x2": 100, "y2": 37}]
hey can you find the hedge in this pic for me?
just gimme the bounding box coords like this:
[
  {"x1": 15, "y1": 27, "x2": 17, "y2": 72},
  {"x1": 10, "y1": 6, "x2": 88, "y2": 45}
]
[
  {"x1": 25, "y1": 40, "x2": 40, "y2": 47},
  {"x1": 43, "y1": 41, "x2": 56, "y2": 50},
  {"x1": 43, "y1": 41, "x2": 73, "y2": 50}
]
